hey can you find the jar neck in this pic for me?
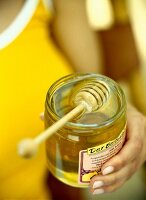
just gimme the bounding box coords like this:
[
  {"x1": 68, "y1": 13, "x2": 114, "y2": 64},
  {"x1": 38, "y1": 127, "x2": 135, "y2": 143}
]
[{"x1": 45, "y1": 73, "x2": 126, "y2": 131}]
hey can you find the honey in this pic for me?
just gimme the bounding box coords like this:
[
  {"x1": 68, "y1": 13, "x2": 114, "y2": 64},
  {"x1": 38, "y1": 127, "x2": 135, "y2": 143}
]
[{"x1": 45, "y1": 73, "x2": 126, "y2": 187}]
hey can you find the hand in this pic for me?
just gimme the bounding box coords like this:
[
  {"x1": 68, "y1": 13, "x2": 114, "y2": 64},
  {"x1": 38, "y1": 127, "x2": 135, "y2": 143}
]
[{"x1": 90, "y1": 104, "x2": 146, "y2": 195}]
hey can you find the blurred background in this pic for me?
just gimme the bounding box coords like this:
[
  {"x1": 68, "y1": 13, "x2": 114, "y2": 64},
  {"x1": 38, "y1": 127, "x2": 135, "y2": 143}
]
[
  {"x1": 0, "y1": 0, "x2": 146, "y2": 199},
  {"x1": 51, "y1": 0, "x2": 146, "y2": 115}
]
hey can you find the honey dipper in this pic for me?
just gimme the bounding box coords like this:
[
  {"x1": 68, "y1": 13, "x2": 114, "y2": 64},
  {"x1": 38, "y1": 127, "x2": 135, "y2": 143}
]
[{"x1": 18, "y1": 82, "x2": 109, "y2": 158}]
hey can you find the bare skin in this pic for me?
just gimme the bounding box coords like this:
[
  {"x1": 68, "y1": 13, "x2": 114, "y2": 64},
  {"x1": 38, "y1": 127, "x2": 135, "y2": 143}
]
[
  {"x1": 90, "y1": 104, "x2": 146, "y2": 194},
  {"x1": 0, "y1": 0, "x2": 25, "y2": 33}
]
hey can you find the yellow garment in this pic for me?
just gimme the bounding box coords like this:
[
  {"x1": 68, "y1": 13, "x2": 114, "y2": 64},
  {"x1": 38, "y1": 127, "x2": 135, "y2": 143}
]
[{"x1": 0, "y1": 2, "x2": 72, "y2": 199}]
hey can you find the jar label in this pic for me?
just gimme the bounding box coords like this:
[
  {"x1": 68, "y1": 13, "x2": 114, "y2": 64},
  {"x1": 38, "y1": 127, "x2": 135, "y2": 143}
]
[{"x1": 78, "y1": 127, "x2": 126, "y2": 185}]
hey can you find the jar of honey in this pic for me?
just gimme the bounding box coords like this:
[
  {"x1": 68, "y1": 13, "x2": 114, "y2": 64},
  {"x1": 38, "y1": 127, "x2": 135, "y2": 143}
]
[{"x1": 45, "y1": 73, "x2": 126, "y2": 188}]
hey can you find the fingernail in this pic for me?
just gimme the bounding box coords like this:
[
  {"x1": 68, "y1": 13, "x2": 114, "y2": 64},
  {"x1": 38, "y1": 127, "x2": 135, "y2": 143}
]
[
  {"x1": 93, "y1": 181, "x2": 104, "y2": 189},
  {"x1": 102, "y1": 166, "x2": 114, "y2": 175},
  {"x1": 93, "y1": 188, "x2": 104, "y2": 195}
]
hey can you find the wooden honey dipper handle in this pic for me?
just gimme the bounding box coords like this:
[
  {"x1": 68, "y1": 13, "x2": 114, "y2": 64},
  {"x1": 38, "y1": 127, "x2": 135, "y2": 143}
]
[
  {"x1": 18, "y1": 81, "x2": 109, "y2": 158},
  {"x1": 18, "y1": 103, "x2": 86, "y2": 158}
]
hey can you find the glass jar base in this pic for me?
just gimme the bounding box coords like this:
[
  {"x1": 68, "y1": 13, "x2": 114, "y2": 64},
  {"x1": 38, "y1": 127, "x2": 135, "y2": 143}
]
[{"x1": 47, "y1": 161, "x2": 88, "y2": 188}]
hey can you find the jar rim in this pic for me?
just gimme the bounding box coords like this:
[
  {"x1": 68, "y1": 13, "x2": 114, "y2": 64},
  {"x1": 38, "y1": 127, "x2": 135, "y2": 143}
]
[{"x1": 45, "y1": 73, "x2": 126, "y2": 130}]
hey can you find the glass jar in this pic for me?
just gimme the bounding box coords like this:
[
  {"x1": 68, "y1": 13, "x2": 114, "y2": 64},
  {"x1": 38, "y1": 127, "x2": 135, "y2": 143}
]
[{"x1": 45, "y1": 73, "x2": 126, "y2": 188}]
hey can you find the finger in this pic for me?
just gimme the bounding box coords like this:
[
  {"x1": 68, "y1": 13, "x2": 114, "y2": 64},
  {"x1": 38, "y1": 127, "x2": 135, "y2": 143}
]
[
  {"x1": 92, "y1": 180, "x2": 124, "y2": 195},
  {"x1": 90, "y1": 173, "x2": 117, "y2": 190},
  {"x1": 126, "y1": 104, "x2": 146, "y2": 139},
  {"x1": 90, "y1": 164, "x2": 129, "y2": 188},
  {"x1": 101, "y1": 127, "x2": 143, "y2": 175},
  {"x1": 90, "y1": 162, "x2": 134, "y2": 194},
  {"x1": 40, "y1": 112, "x2": 44, "y2": 121},
  {"x1": 100, "y1": 137, "x2": 142, "y2": 175},
  {"x1": 126, "y1": 109, "x2": 145, "y2": 139}
]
